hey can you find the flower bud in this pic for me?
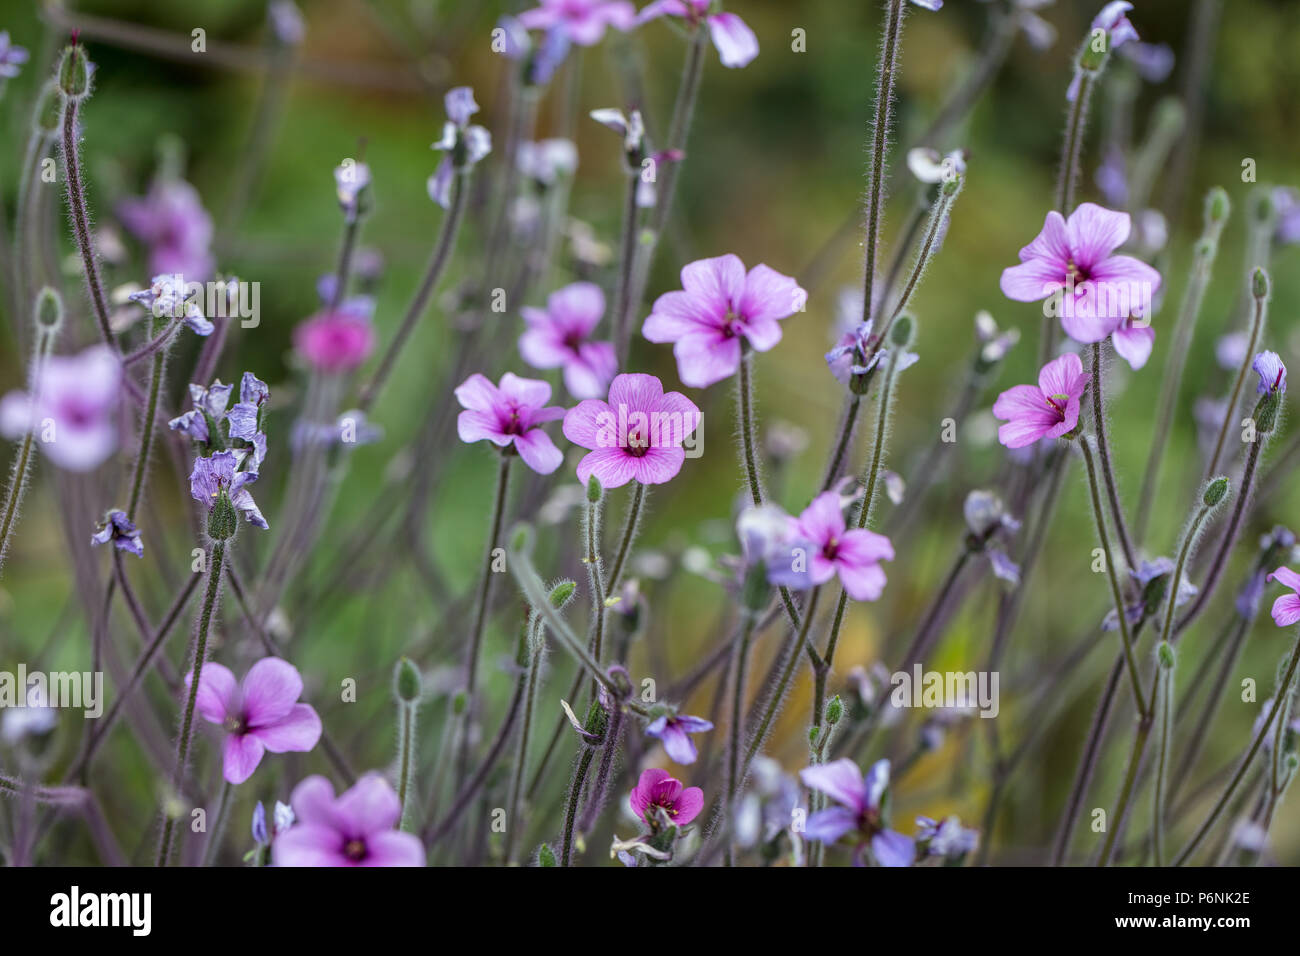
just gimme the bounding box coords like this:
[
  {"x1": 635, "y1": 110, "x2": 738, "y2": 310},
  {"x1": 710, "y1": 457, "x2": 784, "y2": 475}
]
[
  {"x1": 394, "y1": 657, "x2": 421, "y2": 704},
  {"x1": 58, "y1": 42, "x2": 91, "y2": 101},
  {"x1": 1205, "y1": 186, "x2": 1230, "y2": 226},
  {"x1": 826, "y1": 695, "x2": 844, "y2": 726},
  {"x1": 34, "y1": 287, "x2": 63, "y2": 333},
  {"x1": 537, "y1": 843, "x2": 557, "y2": 867},
  {"x1": 890, "y1": 314, "x2": 915, "y2": 348},
  {"x1": 1203, "y1": 476, "x2": 1229, "y2": 507},
  {"x1": 549, "y1": 579, "x2": 577, "y2": 608},
  {"x1": 1157, "y1": 641, "x2": 1175, "y2": 669},
  {"x1": 509, "y1": 522, "x2": 534, "y2": 556},
  {"x1": 207, "y1": 491, "x2": 238, "y2": 540},
  {"x1": 1252, "y1": 267, "x2": 1270, "y2": 300},
  {"x1": 34, "y1": 81, "x2": 62, "y2": 136},
  {"x1": 586, "y1": 474, "x2": 603, "y2": 504}
]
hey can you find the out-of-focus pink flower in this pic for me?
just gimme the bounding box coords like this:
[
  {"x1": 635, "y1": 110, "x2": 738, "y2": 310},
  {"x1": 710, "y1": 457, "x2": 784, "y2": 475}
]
[
  {"x1": 1267, "y1": 567, "x2": 1300, "y2": 628},
  {"x1": 273, "y1": 773, "x2": 425, "y2": 866},
  {"x1": 293, "y1": 304, "x2": 375, "y2": 373},
  {"x1": 636, "y1": 1, "x2": 760, "y2": 68},
  {"x1": 118, "y1": 178, "x2": 215, "y2": 283},
  {"x1": 519, "y1": 282, "x2": 617, "y2": 399},
  {"x1": 991, "y1": 352, "x2": 1087, "y2": 448},
  {"x1": 0, "y1": 345, "x2": 120, "y2": 472},
  {"x1": 792, "y1": 492, "x2": 894, "y2": 601},
  {"x1": 519, "y1": 0, "x2": 636, "y2": 46}
]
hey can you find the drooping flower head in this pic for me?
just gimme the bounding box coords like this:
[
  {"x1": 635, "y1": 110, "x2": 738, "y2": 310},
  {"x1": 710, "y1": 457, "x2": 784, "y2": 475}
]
[
  {"x1": 629, "y1": 767, "x2": 703, "y2": 831},
  {"x1": 1000, "y1": 203, "x2": 1161, "y2": 367},
  {"x1": 644, "y1": 712, "x2": 714, "y2": 764},
  {"x1": 118, "y1": 177, "x2": 215, "y2": 283},
  {"x1": 636, "y1": 1, "x2": 760, "y2": 68},
  {"x1": 519, "y1": 282, "x2": 617, "y2": 399},
  {"x1": 251, "y1": 800, "x2": 295, "y2": 848},
  {"x1": 799, "y1": 758, "x2": 915, "y2": 866},
  {"x1": 915, "y1": 815, "x2": 979, "y2": 863},
  {"x1": 171, "y1": 374, "x2": 270, "y2": 471},
  {"x1": 90, "y1": 509, "x2": 143, "y2": 558},
  {"x1": 991, "y1": 352, "x2": 1087, "y2": 448},
  {"x1": 562, "y1": 373, "x2": 701, "y2": 488},
  {"x1": 186, "y1": 658, "x2": 322, "y2": 784},
  {"x1": 825, "y1": 321, "x2": 919, "y2": 391},
  {"x1": 273, "y1": 773, "x2": 425, "y2": 866},
  {"x1": 0, "y1": 345, "x2": 121, "y2": 472},
  {"x1": 189, "y1": 450, "x2": 268, "y2": 529},
  {"x1": 429, "y1": 87, "x2": 492, "y2": 208},
  {"x1": 293, "y1": 299, "x2": 376, "y2": 374},
  {"x1": 643, "y1": 254, "x2": 806, "y2": 388},
  {"x1": 456, "y1": 372, "x2": 565, "y2": 474},
  {"x1": 792, "y1": 492, "x2": 894, "y2": 601},
  {"x1": 1267, "y1": 567, "x2": 1300, "y2": 628},
  {"x1": 520, "y1": 0, "x2": 637, "y2": 46}
]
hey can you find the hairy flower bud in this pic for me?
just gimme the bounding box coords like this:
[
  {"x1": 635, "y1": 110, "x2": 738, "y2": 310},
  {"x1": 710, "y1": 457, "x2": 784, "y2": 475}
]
[
  {"x1": 394, "y1": 657, "x2": 421, "y2": 703},
  {"x1": 58, "y1": 42, "x2": 90, "y2": 100}
]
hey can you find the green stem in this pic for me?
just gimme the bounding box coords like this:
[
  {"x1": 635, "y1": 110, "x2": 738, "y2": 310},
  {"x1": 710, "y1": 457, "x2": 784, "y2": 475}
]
[
  {"x1": 126, "y1": 327, "x2": 168, "y2": 522},
  {"x1": 820, "y1": 394, "x2": 862, "y2": 492},
  {"x1": 1090, "y1": 342, "x2": 1136, "y2": 571},
  {"x1": 744, "y1": 586, "x2": 821, "y2": 771},
  {"x1": 560, "y1": 746, "x2": 595, "y2": 866},
  {"x1": 1204, "y1": 289, "x2": 1265, "y2": 481},
  {"x1": 60, "y1": 98, "x2": 117, "y2": 353},
  {"x1": 606, "y1": 482, "x2": 643, "y2": 598},
  {"x1": 612, "y1": 170, "x2": 641, "y2": 368},
  {"x1": 861, "y1": 0, "x2": 906, "y2": 327},
  {"x1": 1153, "y1": 657, "x2": 1174, "y2": 866},
  {"x1": 736, "y1": 344, "x2": 765, "y2": 507},
  {"x1": 724, "y1": 612, "x2": 758, "y2": 866},
  {"x1": 396, "y1": 700, "x2": 415, "y2": 831},
  {"x1": 202, "y1": 780, "x2": 231, "y2": 867},
  {"x1": 505, "y1": 614, "x2": 544, "y2": 865}
]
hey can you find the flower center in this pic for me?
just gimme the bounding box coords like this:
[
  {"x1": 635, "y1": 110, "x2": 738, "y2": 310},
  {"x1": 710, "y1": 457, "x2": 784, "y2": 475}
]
[
  {"x1": 344, "y1": 838, "x2": 367, "y2": 861},
  {"x1": 822, "y1": 536, "x2": 840, "y2": 561},
  {"x1": 625, "y1": 429, "x2": 649, "y2": 458},
  {"x1": 503, "y1": 408, "x2": 525, "y2": 436},
  {"x1": 720, "y1": 309, "x2": 745, "y2": 339},
  {"x1": 223, "y1": 713, "x2": 247, "y2": 735},
  {"x1": 1043, "y1": 393, "x2": 1069, "y2": 419},
  {"x1": 1066, "y1": 260, "x2": 1090, "y2": 288}
]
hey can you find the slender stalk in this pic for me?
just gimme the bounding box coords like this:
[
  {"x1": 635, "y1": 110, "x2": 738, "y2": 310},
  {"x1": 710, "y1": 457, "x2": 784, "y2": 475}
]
[
  {"x1": 611, "y1": 169, "x2": 641, "y2": 367},
  {"x1": 1097, "y1": 708, "x2": 1154, "y2": 866},
  {"x1": 820, "y1": 394, "x2": 861, "y2": 492},
  {"x1": 744, "y1": 586, "x2": 822, "y2": 771},
  {"x1": 396, "y1": 699, "x2": 415, "y2": 830},
  {"x1": 505, "y1": 614, "x2": 545, "y2": 865},
  {"x1": 1153, "y1": 649, "x2": 1175, "y2": 865},
  {"x1": 60, "y1": 97, "x2": 118, "y2": 353},
  {"x1": 1171, "y1": 614, "x2": 1250, "y2": 798},
  {"x1": 1204, "y1": 286, "x2": 1266, "y2": 481},
  {"x1": 861, "y1": 0, "x2": 906, "y2": 327},
  {"x1": 0, "y1": 325, "x2": 55, "y2": 573},
  {"x1": 879, "y1": 177, "x2": 959, "y2": 341},
  {"x1": 724, "y1": 612, "x2": 758, "y2": 866},
  {"x1": 126, "y1": 320, "x2": 169, "y2": 522},
  {"x1": 1090, "y1": 342, "x2": 1136, "y2": 571},
  {"x1": 202, "y1": 781, "x2": 231, "y2": 867},
  {"x1": 464, "y1": 454, "x2": 512, "y2": 700},
  {"x1": 584, "y1": 491, "x2": 607, "y2": 699},
  {"x1": 736, "y1": 344, "x2": 765, "y2": 507},
  {"x1": 560, "y1": 746, "x2": 595, "y2": 866},
  {"x1": 606, "y1": 481, "x2": 645, "y2": 594}
]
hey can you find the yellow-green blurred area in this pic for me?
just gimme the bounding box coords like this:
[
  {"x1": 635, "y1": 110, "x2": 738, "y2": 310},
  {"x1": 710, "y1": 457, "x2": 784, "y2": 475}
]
[{"x1": 1, "y1": 0, "x2": 1299, "y2": 864}]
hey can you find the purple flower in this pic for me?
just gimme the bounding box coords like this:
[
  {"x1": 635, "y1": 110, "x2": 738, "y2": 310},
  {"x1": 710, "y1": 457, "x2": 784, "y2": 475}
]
[
  {"x1": 1252, "y1": 351, "x2": 1287, "y2": 396},
  {"x1": 1267, "y1": 567, "x2": 1300, "y2": 628},
  {"x1": 645, "y1": 713, "x2": 714, "y2": 764},
  {"x1": 1094, "y1": 1, "x2": 1139, "y2": 48},
  {"x1": 562, "y1": 373, "x2": 701, "y2": 488},
  {"x1": 736, "y1": 504, "x2": 816, "y2": 591},
  {"x1": 333, "y1": 160, "x2": 371, "y2": 221},
  {"x1": 428, "y1": 87, "x2": 492, "y2": 208},
  {"x1": 294, "y1": 304, "x2": 376, "y2": 374},
  {"x1": 168, "y1": 380, "x2": 233, "y2": 444},
  {"x1": 825, "y1": 322, "x2": 919, "y2": 386},
  {"x1": 0, "y1": 31, "x2": 30, "y2": 78},
  {"x1": 0, "y1": 345, "x2": 121, "y2": 472},
  {"x1": 519, "y1": 282, "x2": 617, "y2": 399},
  {"x1": 189, "y1": 451, "x2": 268, "y2": 529},
  {"x1": 915, "y1": 815, "x2": 979, "y2": 861},
  {"x1": 1273, "y1": 188, "x2": 1300, "y2": 245},
  {"x1": 517, "y1": 138, "x2": 579, "y2": 187},
  {"x1": 521, "y1": 0, "x2": 637, "y2": 46},
  {"x1": 629, "y1": 768, "x2": 703, "y2": 830},
  {"x1": 128, "y1": 273, "x2": 213, "y2": 336},
  {"x1": 90, "y1": 509, "x2": 143, "y2": 558},
  {"x1": 643, "y1": 254, "x2": 806, "y2": 388},
  {"x1": 799, "y1": 758, "x2": 915, "y2": 867},
  {"x1": 186, "y1": 657, "x2": 322, "y2": 785},
  {"x1": 793, "y1": 492, "x2": 894, "y2": 601},
  {"x1": 456, "y1": 372, "x2": 565, "y2": 475},
  {"x1": 268, "y1": 1, "x2": 305, "y2": 45},
  {"x1": 637, "y1": 1, "x2": 759, "y2": 68},
  {"x1": 991, "y1": 352, "x2": 1087, "y2": 448},
  {"x1": 252, "y1": 800, "x2": 295, "y2": 846},
  {"x1": 273, "y1": 773, "x2": 425, "y2": 866},
  {"x1": 118, "y1": 178, "x2": 215, "y2": 283},
  {"x1": 1000, "y1": 203, "x2": 1161, "y2": 354}
]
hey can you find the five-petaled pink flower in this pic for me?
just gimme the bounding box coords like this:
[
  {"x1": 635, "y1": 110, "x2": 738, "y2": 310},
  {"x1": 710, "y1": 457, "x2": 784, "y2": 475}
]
[
  {"x1": 273, "y1": 773, "x2": 424, "y2": 867},
  {"x1": 186, "y1": 657, "x2": 322, "y2": 785},
  {"x1": 1000, "y1": 203, "x2": 1161, "y2": 369},
  {"x1": 456, "y1": 372, "x2": 566, "y2": 475},
  {"x1": 519, "y1": 282, "x2": 617, "y2": 399},
  {"x1": 643, "y1": 254, "x2": 806, "y2": 388},
  {"x1": 562, "y1": 373, "x2": 700, "y2": 488},
  {"x1": 629, "y1": 767, "x2": 703, "y2": 830},
  {"x1": 519, "y1": 0, "x2": 636, "y2": 46},
  {"x1": 636, "y1": 1, "x2": 760, "y2": 68},
  {"x1": 793, "y1": 492, "x2": 895, "y2": 601},
  {"x1": 992, "y1": 352, "x2": 1088, "y2": 449},
  {"x1": 1267, "y1": 567, "x2": 1300, "y2": 628}
]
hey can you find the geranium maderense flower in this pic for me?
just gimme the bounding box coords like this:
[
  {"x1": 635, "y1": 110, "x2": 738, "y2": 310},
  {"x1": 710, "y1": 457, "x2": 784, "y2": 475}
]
[
  {"x1": 629, "y1": 768, "x2": 703, "y2": 830},
  {"x1": 636, "y1": 1, "x2": 759, "y2": 68},
  {"x1": 793, "y1": 492, "x2": 894, "y2": 601},
  {"x1": 0, "y1": 345, "x2": 121, "y2": 472},
  {"x1": 186, "y1": 657, "x2": 322, "y2": 785},
  {"x1": 520, "y1": 0, "x2": 637, "y2": 46},
  {"x1": 562, "y1": 373, "x2": 700, "y2": 488},
  {"x1": 519, "y1": 282, "x2": 617, "y2": 399},
  {"x1": 1267, "y1": 567, "x2": 1300, "y2": 628},
  {"x1": 118, "y1": 177, "x2": 215, "y2": 283},
  {"x1": 456, "y1": 372, "x2": 565, "y2": 474},
  {"x1": 800, "y1": 758, "x2": 914, "y2": 867},
  {"x1": 642, "y1": 254, "x2": 806, "y2": 388},
  {"x1": 999, "y1": 203, "x2": 1161, "y2": 367},
  {"x1": 645, "y1": 713, "x2": 713, "y2": 764},
  {"x1": 991, "y1": 352, "x2": 1087, "y2": 449},
  {"x1": 293, "y1": 301, "x2": 375, "y2": 374},
  {"x1": 273, "y1": 773, "x2": 425, "y2": 866}
]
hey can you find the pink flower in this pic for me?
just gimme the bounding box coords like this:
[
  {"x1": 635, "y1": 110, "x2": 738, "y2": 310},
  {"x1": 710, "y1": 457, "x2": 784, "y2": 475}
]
[
  {"x1": 1267, "y1": 567, "x2": 1300, "y2": 627},
  {"x1": 273, "y1": 773, "x2": 424, "y2": 866},
  {"x1": 185, "y1": 658, "x2": 322, "y2": 785},
  {"x1": 456, "y1": 372, "x2": 565, "y2": 474},
  {"x1": 562, "y1": 373, "x2": 700, "y2": 488},
  {"x1": 629, "y1": 767, "x2": 703, "y2": 829},
  {"x1": 637, "y1": 1, "x2": 759, "y2": 68},
  {"x1": 999, "y1": 202, "x2": 1161, "y2": 365},
  {"x1": 643, "y1": 254, "x2": 806, "y2": 388},
  {"x1": 293, "y1": 305, "x2": 376, "y2": 373},
  {"x1": 519, "y1": 282, "x2": 617, "y2": 399},
  {"x1": 793, "y1": 492, "x2": 894, "y2": 601},
  {"x1": 992, "y1": 352, "x2": 1088, "y2": 449},
  {"x1": 519, "y1": 0, "x2": 636, "y2": 46},
  {"x1": 117, "y1": 177, "x2": 215, "y2": 283},
  {"x1": 0, "y1": 345, "x2": 120, "y2": 472}
]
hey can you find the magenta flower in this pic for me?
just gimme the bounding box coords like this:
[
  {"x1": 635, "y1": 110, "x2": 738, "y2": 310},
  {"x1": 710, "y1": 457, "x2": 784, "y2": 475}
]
[
  {"x1": 793, "y1": 492, "x2": 894, "y2": 601},
  {"x1": 1267, "y1": 567, "x2": 1300, "y2": 628},
  {"x1": 999, "y1": 203, "x2": 1161, "y2": 360},
  {"x1": 519, "y1": 282, "x2": 617, "y2": 399},
  {"x1": 186, "y1": 658, "x2": 322, "y2": 785},
  {"x1": 629, "y1": 768, "x2": 703, "y2": 830},
  {"x1": 118, "y1": 177, "x2": 215, "y2": 283},
  {"x1": 293, "y1": 303, "x2": 376, "y2": 374},
  {"x1": 456, "y1": 372, "x2": 565, "y2": 475},
  {"x1": 636, "y1": 1, "x2": 759, "y2": 68},
  {"x1": 562, "y1": 373, "x2": 700, "y2": 488},
  {"x1": 0, "y1": 345, "x2": 121, "y2": 472},
  {"x1": 800, "y1": 758, "x2": 915, "y2": 867},
  {"x1": 991, "y1": 352, "x2": 1087, "y2": 449},
  {"x1": 519, "y1": 0, "x2": 636, "y2": 46},
  {"x1": 645, "y1": 713, "x2": 714, "y2": 764},
  {"x1": 273, "y1": 773, "x2": 425, "y2": 867},
  {"x1": 643, "y1": 254, "x2": 806, "y2": 388}
]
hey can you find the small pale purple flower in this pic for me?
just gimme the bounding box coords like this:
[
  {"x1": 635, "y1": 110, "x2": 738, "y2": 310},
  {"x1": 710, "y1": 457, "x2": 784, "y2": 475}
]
[
  {"x1": 992, "y1": 352, "x2": 1087, "y2": 448},
  {"x1": 118, "y1": 178, "x2": 215, "y2": 283},
  {"x1": 1252, "y1": 351, "x2": 1287, "y2": 396},
  {"x1": 520, "y1": 0, "x2": 636, "y2": 46},
  {"x1": 456, "y1": 372, "x2": 565, "y2": 475},
  {"x1": 1267, "y1": 567, "x2": 1300, "y2": 628},
  {"x1": 645, "y1": 712, "x2": 713, "y2": 764},
  {"x1": 186, "y1": 657, "x2": 322, "y2": 785},
  {"x1": 519, "y1": 282, "x2": 617, "y2": 399},
  {"x1": 429, "y1": 87, "x2": 492, "y2": 208},
  {"x1": 0, "y1": 31, "x2": 30, "y2": 78},
  {"x1": 636, "y1": 1, "x2": 759, "y2": 68},
  {"x1": 128, "y1": 273, "x2": 213, "y2": 336},
  {"x1": 90, "y1": 509, "x2": 143, "y2": 558},
  {"x1": 274, "y1": 773, "x2": 425, "y2": 866},
  {"x1": 643, "y1": 254, "x2": 806, "y2": 388},
  {"x1": 0, "y1": 345, "x2": 121, "y2": 472},
  {"x1": 189, "y1": 450, "x2": 268, "y2": 529},
  {"x1": 736, "y1": 504, "x2": 816, "y2": 591},
  {"x1": 629, "y1": 767, "x2": 703, "y2": 830},
  {"x1": 915, "y1": 815, "x2": 979, "y2": 861},
  {"x1": 1094, "y1": 1, "x2": 1140, "y2": 48},
  {"x1": 799, "y1": 758, "x2": 915, "y2": 867},
  {"x1": 334, "y1": 160, "x2": 371, "y2": 221},
  {"x1": 252, "y1": 800, "x2": 295, "y2": 846},
  {"x1": 1273, "y1": 187, "x2": 1300, "y2": 245},
  {"x1": 793, "y1": 492, "x2": 894, "y2": 601}
]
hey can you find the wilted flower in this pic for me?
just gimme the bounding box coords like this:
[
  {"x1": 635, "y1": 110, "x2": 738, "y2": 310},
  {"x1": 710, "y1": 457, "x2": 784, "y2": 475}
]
[
  {"x1": 429, "y1": 87, "x2": 492, "y2": 208},
  {"x1": 992, "y1": 352, "x2": 1087, "y2": 448},
  {"x1": 915, "y1": 815, "x2": 979, "y2": 862},
  {"x1": 629, "y1": 767, "x2": 703, "y2": 831},
  {"x1": 0, "y1": 345, "x2": 121, "y2": 472},
  {"x1": 251, "y1": 800, "x2": 295, "y2": 847},
  {"x1": 90, "y1": 509, "x2": 143, "y2": 558},
  {"x1": 128, "y1": 273, "x2": 213, "y2": 336},
  {"x1": 1252, "y1": 351, "x2": 1287, "y2": 396},
  {"x1": 274, "y1": 773, "x2": 425, "y2": 866},
  {"x1": 456, "y1": 372, "x2": 565, "y2": 475}
]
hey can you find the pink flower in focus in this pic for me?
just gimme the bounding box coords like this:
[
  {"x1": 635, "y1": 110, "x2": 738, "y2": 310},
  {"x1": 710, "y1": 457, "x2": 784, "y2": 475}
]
[
  {"x1": 293, "y1": 305, "x2": 376, "y2": 373},
  {"x1": 118, "y1": 178, "x2": 215, "y2": 283},
  {"x1": 185, "y1": 658, "x2": 322, "y2": 785},
  {"x1": 643, "y1": 254, "x2": 806, "y2": 388},
  {"x1": 793, "y1": 492, "x2": 895, "y2": 601},
  {"x1": 519, "y1": 0, "x2": 636, "y2": 46},
  {"x1": 0, "y1": 345, "x2": 121, "y2": 472},
  {"x1": 456, "y1": 372, "x2": 566, "y2": 474},
  {"x1": 519, "y1": 282, "x2": 617, "y2": 399},
  {"x1": 991, "y1": 352, "x2": 1088, "y2": 449},
  {"x1": 1267, "y1": 567, "x2": 1300, "y2": 628},
  {"x1": 636, "y1": 1, "x2": 759, "y2": 68},
  {"x1": 562, "y1": 373, "x2": 700, "y2": 488},
  {"x1": 629, "y1": 768, "x2": 703, "y2": 829},
  {"x1": 273, "y1": 773, "x2": 424, "y2": 866}
]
